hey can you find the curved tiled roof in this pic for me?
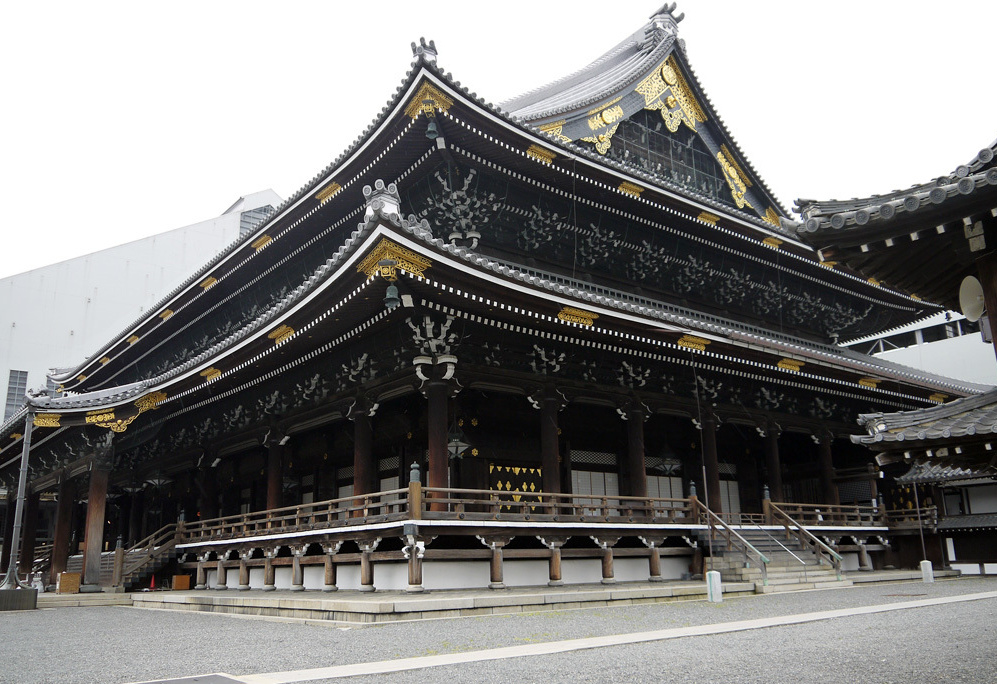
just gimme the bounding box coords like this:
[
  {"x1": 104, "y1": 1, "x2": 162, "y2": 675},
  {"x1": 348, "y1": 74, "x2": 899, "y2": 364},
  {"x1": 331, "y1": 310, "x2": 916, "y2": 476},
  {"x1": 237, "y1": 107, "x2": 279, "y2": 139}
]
[
  {"x1": 796, "y1": 140, "x2": 997, "y2": 235},
  {"x1": 855, "y1": 388, "x2": 997, "y2": 446}
]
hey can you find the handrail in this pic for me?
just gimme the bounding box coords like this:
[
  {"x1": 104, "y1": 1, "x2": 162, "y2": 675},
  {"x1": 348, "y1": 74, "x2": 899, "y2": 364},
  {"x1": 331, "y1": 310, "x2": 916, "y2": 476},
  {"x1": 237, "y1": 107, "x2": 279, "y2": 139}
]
[
  {"x1": 741, "y1": 521, "x2": 809, "y2": 583},
  {"x1": 691, "y1": 499, "x2": 769, "y2": 586},
  {"x1": 769, "y1": 501, "x2": 880, "y2": 526},
  {"x1": 769, "y1": 502, "x2": 843, "y2": 579},
  {"x1": 112, "y1": 523, "x2": 181, "y2": 589}
]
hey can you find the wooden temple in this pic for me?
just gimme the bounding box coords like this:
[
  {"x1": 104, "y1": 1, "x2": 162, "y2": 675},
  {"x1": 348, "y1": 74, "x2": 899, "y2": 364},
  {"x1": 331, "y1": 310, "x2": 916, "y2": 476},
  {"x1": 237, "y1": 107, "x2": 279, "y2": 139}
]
[{"x1": 0, "y1": 5, "x2": 987, "y2": 595}]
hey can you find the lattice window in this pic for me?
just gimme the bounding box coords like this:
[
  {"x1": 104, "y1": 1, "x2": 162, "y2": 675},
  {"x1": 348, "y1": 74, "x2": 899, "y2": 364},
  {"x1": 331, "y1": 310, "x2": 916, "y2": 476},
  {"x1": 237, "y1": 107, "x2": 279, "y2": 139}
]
[{"x1": 606, "y1": 110, "x2": 734, "y2": 209}]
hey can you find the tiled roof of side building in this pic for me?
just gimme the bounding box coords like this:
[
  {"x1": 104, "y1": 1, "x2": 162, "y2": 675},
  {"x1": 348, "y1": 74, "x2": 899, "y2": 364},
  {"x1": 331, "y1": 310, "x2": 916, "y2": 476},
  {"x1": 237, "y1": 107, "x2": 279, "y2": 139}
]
[
  {"x1": 795, "y1": 140, "x2": 997, "y2": 236},
  {"x1": 855, "y1": 387, "x2": 997, "y2": 445},
  {"x1": 895, "y1": 462, "x2": 996, "y2": 485}
]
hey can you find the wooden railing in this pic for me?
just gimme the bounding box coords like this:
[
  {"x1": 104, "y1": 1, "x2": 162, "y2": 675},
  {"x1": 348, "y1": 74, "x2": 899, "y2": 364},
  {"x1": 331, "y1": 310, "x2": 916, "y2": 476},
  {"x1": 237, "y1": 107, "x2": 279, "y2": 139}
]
[
  {"x1": 768, "y1": 502, "x2": 843, "y2": 578},
  {"x1": 692, "y1": 499, "x2": 769, "y2": 585},
  {"x1": 768, "y1": 502, "x2": 880, "y2": 526},
  {"x1": 179, "y1": 490, "x2": 411, "y2": 544},
  {"x1": 884, "y1": 506, "x2": 938, "y2": 531},
  {"x1": 111, "y1": 523, "x2": 181, "y2": 589},
  {"x1": 419, "y1": 487, "x2": 695, "y2": 523}
]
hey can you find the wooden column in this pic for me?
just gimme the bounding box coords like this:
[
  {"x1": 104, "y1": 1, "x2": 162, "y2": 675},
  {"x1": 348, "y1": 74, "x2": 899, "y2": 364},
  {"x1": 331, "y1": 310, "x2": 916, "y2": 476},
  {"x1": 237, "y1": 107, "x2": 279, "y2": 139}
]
[
  {"x1": 195, "y1": 553, "x2": 209, "y2": 590},
  {"x1": 359, "y1": 538, "x2": 379, "y2": 592},
  {"x1": 480, "y1": 536, "x2": 512, "y2": 589},
  {"x1": 539, "y1": 536, "x2": 568, "y2": 586},
  {"x1": 593, "y1": 536, "x2": 619, "y2": 585},
  {"x1": 198, "y1": 468, "x2": 219, "y2": 521},
  {"x1": 540, "y1": 389, "x2": 561, "y2": 496},
  {"x1": 626, "y1": 405, "x2": 647, "y2": 499},
  {"x1": 817, "y1": 432, "x2": 839, "y2": 506},
  {"x1": 215, "y1": 554, "x2": 228, "y2": 590},
  {"x1": 764, "y1": 425, "x2": 783, "y2": 502},
  {"x1": 0, "y1": 490, "x2": 15, "y2": 573},
  {"x1": 50, "y1": 476, "x2": 75, "y2": 585},
  {"x1": 976, "y1": 250, "x2": 997, "y2": 361},
  {"x1": 266, "y1": 441, "x2": 284, "y2": 510},
  {"x1": 405, "y1": 537, "x2": 425, "y2": 593},
  {"x1": 262, "y1": 548, "x2": 277, "y2": 592},
  {"x1": 17, "y1": 488, "x2": 40, "y2": 578},
  {"x1": 127, "y1": 491, "x2": 144, "y2": 546},
  {"x1": 701, "y1": 412, "x2": 722, "y2": 514},
  {"x1": 426, "y1": 379, "x2": 449, "y2": 492},
  {"x1": 641, "y1": 536, "x2": 666, "y2": 582},
  {"x1": 352, "y1": 407, "x2": 374, "y2": 497},
  {"x1": 291, "y1": 545, "x2": 305, "y2": 592},
  {"x1": 82, "y1": 465, "x2": 110, "y2": 590},
  {"x1": 238, "y1": 550, "x2": 251, "y2": 591},
  {"x1": 323, "y1": 542, "x2": 341, "y2": 592}
]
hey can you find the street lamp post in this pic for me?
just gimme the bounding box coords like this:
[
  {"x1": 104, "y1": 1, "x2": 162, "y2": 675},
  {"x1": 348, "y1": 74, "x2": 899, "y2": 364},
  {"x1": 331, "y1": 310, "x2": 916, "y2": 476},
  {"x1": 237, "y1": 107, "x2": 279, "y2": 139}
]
[{"x1": 0, "y1": 409, "x2": 39, "y2": 610}]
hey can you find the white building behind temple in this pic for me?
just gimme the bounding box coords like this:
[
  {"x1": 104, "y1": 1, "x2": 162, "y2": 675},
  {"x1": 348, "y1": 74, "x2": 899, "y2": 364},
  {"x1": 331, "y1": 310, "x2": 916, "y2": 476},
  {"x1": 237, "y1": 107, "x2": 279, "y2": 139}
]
[
  {"x1": 842, "y1": 312, "x2": 997, "y2": 387},
  {"x1": 1, "y1": 189, "x2": 282, "y2": 419}
]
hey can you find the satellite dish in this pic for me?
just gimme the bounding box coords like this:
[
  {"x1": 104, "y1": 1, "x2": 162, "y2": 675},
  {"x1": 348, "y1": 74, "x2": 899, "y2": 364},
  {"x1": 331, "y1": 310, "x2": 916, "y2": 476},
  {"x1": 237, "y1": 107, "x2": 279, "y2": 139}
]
[{"x1": 959, "y1": 275, "x2": 985, "y2": 322}]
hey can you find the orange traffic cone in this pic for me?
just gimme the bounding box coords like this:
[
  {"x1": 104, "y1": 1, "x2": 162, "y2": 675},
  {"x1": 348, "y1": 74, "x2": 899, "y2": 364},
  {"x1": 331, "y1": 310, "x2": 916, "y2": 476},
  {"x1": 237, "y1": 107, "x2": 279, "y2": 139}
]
[{"x1": 150, "y1": 574, "x2": 156, "y2": 591}]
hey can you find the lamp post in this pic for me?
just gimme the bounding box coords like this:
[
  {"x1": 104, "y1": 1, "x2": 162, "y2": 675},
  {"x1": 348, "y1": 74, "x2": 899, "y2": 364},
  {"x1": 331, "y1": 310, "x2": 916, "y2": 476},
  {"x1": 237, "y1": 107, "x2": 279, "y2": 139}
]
[{"x1": 0, "y1": 409, "x2": 38, "y2": 610}]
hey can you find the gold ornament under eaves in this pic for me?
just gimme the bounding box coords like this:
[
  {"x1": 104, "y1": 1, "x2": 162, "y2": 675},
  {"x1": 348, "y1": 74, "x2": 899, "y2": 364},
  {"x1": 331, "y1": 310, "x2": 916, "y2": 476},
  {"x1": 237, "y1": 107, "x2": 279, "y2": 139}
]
[
  {"x1": 404, "y1": 82, "x2": 454, "y2": 119},
  {"x1": 34, "y1": 413, "x2": 61, "y2": 428},
  {"x1": 635, "y1": 55, "x2": 707, "y2": 134},
  {"x1": 357, "y1": 238, "x2": 432, "y2": 280},
  {"x1": 716, "y1": 146, "x2": 753, "y2": 210},
  {"x1": 557, "y1": 307, "x2": 599, "y2": 327}
]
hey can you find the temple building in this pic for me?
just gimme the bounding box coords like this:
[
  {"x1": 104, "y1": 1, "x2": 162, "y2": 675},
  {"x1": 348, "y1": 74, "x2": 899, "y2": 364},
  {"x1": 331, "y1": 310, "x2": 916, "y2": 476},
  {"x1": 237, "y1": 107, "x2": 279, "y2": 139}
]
[{"x1": 1, "y1": 6, "x2": 988, "y2": 596}]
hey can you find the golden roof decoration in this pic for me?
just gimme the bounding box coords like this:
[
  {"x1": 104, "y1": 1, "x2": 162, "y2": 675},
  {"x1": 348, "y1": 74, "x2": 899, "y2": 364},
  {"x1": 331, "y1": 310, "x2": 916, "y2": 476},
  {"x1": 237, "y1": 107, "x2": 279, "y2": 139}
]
[
  {"x1": 315, "y1": 181, "x2": 342, "y2": 203},
  {"x1": 677, "y1": 334, "x2": 710, "y2": 351},
  {"x1": 404, "y1": 82, "x2": 454, "y2": 119},
  {"x1": 357, "y1": 238, "x2": 432, "y2": 280},
  {"x1": 557, "y1": 307, "x2": 599, "y2": 327},
  {"x1": 526, "y1": 145, "x2": 556, "y2": 164},
  {"x1": 268, "y1": 324, "x2": 295, "y2": 345}
]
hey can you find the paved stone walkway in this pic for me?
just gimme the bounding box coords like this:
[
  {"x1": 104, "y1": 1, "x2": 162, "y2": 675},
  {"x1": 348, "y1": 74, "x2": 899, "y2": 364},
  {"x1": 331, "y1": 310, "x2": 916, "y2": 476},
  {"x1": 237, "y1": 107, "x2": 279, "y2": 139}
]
[{"x1": 2, "y1": 575, "x2": 992, "y2": 683}]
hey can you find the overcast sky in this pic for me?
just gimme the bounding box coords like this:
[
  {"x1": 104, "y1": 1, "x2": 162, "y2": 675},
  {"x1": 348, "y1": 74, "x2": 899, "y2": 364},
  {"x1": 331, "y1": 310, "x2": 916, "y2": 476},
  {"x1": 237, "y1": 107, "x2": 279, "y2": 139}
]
[{"x1": 2, "y1": 1, "x2": 994, "y2": 279}]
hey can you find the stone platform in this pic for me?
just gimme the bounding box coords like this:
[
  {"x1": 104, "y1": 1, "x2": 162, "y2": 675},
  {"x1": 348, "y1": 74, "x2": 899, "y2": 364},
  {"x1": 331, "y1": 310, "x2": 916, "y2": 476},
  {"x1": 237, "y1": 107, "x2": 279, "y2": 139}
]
[{"x1": 127, "y1": 580, "x2": 758, "y2": 624}]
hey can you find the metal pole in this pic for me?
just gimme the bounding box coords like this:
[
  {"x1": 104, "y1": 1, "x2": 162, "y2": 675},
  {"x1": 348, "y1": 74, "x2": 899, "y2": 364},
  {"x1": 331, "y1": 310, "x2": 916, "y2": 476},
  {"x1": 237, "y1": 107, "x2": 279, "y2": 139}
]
[
  {"x1": 913, "y1": 483, "x2": 928, "y2": 560},
  {"x1": 702, "y1": 463, "x2": 712, "y2": 574},
  {"x1": 0, "y1": 411, "x2": 34, "y2": 590}
]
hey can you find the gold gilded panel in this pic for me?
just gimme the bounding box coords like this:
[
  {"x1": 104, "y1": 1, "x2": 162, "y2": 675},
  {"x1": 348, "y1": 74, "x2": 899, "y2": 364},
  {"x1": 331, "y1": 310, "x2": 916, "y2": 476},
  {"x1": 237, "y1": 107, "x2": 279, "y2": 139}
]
[
  {"x1": 357, "y1": 238, "x2": 432, "y2": 280},
  {"x1": 557, "y1": 307, "x2": 599, "y2": 327},
  {"x1": 34, "y1": 413, "x2": 61, "y2": 428},
  {"x1": 635, "y1": 55, "x2": 707, "y2": 133},
  {"x1": 268, "y1": 324, "x2": 295, "y2": 345},
  {"x1": 315, "y1": 181, "x2": 342, "y2": 203},
  {"x1": 251, "y1": 235, "x2": 272, "y2": 251},
  {"x1": 677, "y1": 335, "x2": 710, "y2": 351},
  {"x1": 537, "y1": 120, "x2": 571, "y2": 143},
  {"x1": 526, "y1": 145, "x2": 556, "y2": 164},
  {"x1": 404, "y1": 82, "x2": 454, "y2": 119},
  {"x1": 696, "y1": 212, "x2": 719, "y2": 225}
]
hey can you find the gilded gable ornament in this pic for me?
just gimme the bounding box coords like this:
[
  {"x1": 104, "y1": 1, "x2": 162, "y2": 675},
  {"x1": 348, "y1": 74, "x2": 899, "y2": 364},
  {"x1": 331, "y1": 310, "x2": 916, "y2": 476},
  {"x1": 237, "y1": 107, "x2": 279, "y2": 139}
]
[
  {"x1": 635, "y1": 56, "x2": 707, "y2": 133},
  {"x1": 716, "y1": 146, "x2": 753, "y2": 210}
]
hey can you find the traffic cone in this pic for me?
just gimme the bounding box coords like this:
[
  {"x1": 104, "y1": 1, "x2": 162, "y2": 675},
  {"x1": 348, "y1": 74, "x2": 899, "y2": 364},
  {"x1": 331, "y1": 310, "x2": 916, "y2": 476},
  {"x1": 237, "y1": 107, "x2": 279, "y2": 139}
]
[{"x1": 150, "y1": 574, "x2": 156, "y2": 591}]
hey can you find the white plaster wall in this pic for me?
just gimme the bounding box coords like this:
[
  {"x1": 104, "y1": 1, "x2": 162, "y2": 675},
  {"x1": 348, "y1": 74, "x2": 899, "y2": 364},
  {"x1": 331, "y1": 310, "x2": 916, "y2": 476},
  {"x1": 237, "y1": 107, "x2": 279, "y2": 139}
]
[
  {"x1": 0, "y1": 189, "x2": 281, "y2": 407},
  {"x1": 967, "y1": 485, "x2": 997, "y2": 514},
  {"x1": 202, "y1": 554, "x2": 691, "y2": 592},
  {"x1": 840, "y1": 552, "x2": 860, "y2": 572},
  {"x1": 874, "y1": 334, "x2": 997, "y2": 386}
]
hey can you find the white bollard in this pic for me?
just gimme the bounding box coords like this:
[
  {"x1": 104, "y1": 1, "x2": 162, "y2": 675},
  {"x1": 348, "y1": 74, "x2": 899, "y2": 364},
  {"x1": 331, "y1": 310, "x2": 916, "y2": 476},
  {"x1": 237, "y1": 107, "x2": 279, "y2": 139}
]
[
  {"x1": 706, "y1": 570, "x2": 723, "y2": 603},
  {"x1": 920, "y1": 560, "x2": 934, "y2": 583}
]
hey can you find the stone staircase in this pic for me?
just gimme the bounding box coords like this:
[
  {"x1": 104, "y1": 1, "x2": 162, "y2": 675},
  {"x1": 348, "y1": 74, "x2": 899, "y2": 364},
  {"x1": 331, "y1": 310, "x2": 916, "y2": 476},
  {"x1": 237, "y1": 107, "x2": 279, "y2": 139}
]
[
  {"x1": 704, "y1": 528, "x2": 853, "y2": 594},
  {"x1": 66, "y1": 547, "x2": 177, "y2": 591}
]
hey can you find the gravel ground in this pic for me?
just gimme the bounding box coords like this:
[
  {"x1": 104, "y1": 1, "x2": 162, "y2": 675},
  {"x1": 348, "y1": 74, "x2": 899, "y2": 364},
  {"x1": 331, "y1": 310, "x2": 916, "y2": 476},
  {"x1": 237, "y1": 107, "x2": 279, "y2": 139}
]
[{"x1": 0, "y1": 577, "x2": 993, "y2": 684}]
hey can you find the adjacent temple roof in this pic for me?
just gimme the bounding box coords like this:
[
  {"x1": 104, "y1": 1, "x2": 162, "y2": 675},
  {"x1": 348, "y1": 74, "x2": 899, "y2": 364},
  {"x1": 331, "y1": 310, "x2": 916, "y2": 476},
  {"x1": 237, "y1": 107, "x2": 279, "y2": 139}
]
[{"x1": 795, "y1": 141, "x2": 997, "y2": 310}]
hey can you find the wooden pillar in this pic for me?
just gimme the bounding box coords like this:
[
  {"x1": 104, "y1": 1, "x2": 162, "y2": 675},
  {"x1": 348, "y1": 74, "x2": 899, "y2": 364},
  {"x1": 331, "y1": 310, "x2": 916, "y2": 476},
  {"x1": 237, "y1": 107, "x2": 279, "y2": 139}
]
[
  {"x1": 195, "y1": 553, "x2": 209, "y2": 590},
  {"x1": 0, "y1": 490, "x2": 15, "y2": 573},
  {"x1": 540, "y1": 389, "x2": 561, "y2": 496},
  {"x1": 405, "y1": 538, "x2": 425, "y2": 593},
  {"x1": 198, "y1": 469, "x2": 219, "y2": 521},
  {"x1": 238, "y1": 551, "x2": 251, "y2": 591},
  {"x1": 262, "y1": 548, "x2": 277, "y2": 592},
  {"x1": 764, "y1": 425, "x2": 783, "y2": 502},
  {"x1": 50, "y1": 476, "x2": 75, "y2": 585},
  {"x1": 215, "y1": 555, "x2": 228, "y2": 590},
  {"x1": 593, "y1": 536, "x2": 619, "y2": 585},
  {"x1": 817, "y1": 432, "x2": 839, "y2": 506},
  {"x1": 641, "y1": 536, "x2": 666, "y2": 582},
  {"x1": 626, "y1": 405, "x2": 647, "y2": 499},
  {"x1": 701, "y1": 412, "x2": 722, "y2": 514},
  {"x1": 291, "y1": 545, "x2": 305, "y2": 591},
  {"x1": 539, "y1": 536, "x2": 568, "y2": 586},
  {"x1": 127, "y1": 491, "x2": 144, "y2": 545},
  {"x1": 426, "y1": 379, "x2": 449, "y2": 493},
  {"x1": 323, "y1": 542, "x2": 341, "y2": 592},
  {"x1": 480, "y1": 535, "x2": 512, "y2": 590},
  {"x1": 976, "y1": 250, "x2": 997, "y2": 361},
  {"x1": 17, "y1": 488, "x2": 40, "y2": 577},
  {"x1": 82, "y1": 465, "x2": 110, "y2": 590},
  {"x1": 359, "y1": 538, "x2": 379, "y2": 592},
  {"x1": 266, "y1": 441, "x2": 284, "y2": 510},
  {"x1": 352, "y1": 408, "x2": 373, "y2": 497}
]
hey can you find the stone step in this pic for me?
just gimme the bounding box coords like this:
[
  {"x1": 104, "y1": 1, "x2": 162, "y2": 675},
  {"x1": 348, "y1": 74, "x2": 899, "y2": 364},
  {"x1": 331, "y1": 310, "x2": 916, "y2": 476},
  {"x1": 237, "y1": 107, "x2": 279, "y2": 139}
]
[
  {"x1": 727, "y1": 568, "x2": 839, "y2": 582},
  {"x1": 754, "y1": 579, "x2": 853, "y2": 594}
]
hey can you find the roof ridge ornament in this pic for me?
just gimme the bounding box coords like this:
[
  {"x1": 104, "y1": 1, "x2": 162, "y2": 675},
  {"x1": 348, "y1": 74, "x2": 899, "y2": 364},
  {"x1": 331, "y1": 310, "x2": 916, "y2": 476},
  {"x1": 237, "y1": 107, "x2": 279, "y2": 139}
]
[
  {"x1": 363, "y1": 179, "x2": 402, "y2": 224},
  {"x1": 411, "y1": 37, "x2": 438, "y2": 65},
  {"x1": 645, "y1": 3, "x2": 683, "y2": 45}
]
